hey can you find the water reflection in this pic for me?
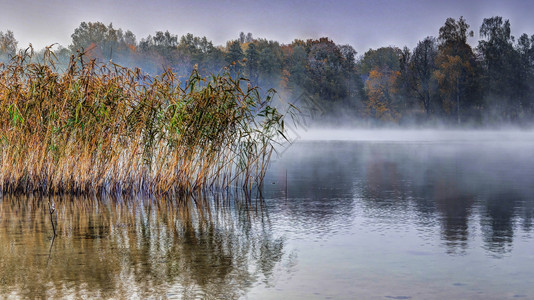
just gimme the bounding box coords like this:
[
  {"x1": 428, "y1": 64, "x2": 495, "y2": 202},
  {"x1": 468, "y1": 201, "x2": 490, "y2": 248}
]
[
  {"x1": 0, "y1": 195, "x2": 292, "y2": 299},
  {"x1": 264, "y1": 145, "x2": 357, "y2": 237},
  {"x1": 3, "y1": 139, "x2": 534, "y2": 299},
  {"x1": 268, "y1": 141, "x2": 534, "y2": 256},
  {"x1": 480, "y1": 191, "x2": 518, "y2": 256},
  {"x1": 433, "y1": 179, "x2": 475, "y2": 254}
]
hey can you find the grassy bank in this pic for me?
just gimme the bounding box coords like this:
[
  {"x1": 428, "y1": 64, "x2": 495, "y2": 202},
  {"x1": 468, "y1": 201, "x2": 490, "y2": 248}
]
[{"x1": 0, "y1": 47, "x2": 291, "y2": 195}]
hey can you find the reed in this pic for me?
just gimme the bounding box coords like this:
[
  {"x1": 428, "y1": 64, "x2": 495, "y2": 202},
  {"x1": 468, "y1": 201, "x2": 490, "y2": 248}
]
[{"x1": 0, "y1": 47, "x2": 293, "y2": 196}]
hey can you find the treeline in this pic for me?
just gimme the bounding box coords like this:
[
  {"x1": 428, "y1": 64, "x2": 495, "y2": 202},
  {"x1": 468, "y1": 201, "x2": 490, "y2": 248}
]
[{"x1": 1, "y1": 15, "x2": 534, "y2": 125}]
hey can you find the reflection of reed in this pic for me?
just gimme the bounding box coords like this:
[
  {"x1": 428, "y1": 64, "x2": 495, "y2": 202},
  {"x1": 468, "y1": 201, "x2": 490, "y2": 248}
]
[{"x1": 0, "y1": 195, "x2": 291, "y2": 299}]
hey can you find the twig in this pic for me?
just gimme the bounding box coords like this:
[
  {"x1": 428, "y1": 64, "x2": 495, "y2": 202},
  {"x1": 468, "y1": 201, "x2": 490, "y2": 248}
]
[
  {"x1": 48, "y1": 200, "x2": 57, "y2": 237},
  {"x1": 47, "y1": 234, "x2": 56, "y2": 267},
  {"x1": 285, "y1": 168, "x2": 288, "y2": 200}
]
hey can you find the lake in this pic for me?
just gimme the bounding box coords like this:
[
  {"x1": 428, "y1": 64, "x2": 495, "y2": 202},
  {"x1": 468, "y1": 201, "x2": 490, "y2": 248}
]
[{"x1": 1, "y1": 130, "x2": 534, "y2": 299}]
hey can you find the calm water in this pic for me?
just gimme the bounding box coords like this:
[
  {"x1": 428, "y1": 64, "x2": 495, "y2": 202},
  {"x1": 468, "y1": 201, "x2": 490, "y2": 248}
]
[{"x1": 2, "y1": 130, "x2": 534, "y2": 299}]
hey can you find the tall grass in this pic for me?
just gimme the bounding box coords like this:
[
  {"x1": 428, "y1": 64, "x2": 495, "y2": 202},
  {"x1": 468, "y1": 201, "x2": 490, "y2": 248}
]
[{"x1": 0, "y1": 47, "x2": 293, "y2": 195}]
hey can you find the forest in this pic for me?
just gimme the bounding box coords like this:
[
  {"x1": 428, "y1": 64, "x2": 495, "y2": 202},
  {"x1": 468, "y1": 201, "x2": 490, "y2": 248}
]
[{"x1": 1, "y1": 15, "x2": 534, "y2": 126}]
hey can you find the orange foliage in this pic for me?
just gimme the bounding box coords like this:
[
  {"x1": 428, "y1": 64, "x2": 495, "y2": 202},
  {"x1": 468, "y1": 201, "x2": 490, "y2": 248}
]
[
  {"x1": 84, "y1": 42, "x2": 104, "y2": 60},
  {"x1": 280, "y1": 69, "x2": 290, "y2": 89},
  {"x1": 365, "y1": 68, "x2": 400, "y2": 121}
]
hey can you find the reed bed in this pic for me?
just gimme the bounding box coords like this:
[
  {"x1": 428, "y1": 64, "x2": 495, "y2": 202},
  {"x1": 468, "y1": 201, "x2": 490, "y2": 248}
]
[{"x1": 0, "y1": 47, "x2": 292, "y2": 196}]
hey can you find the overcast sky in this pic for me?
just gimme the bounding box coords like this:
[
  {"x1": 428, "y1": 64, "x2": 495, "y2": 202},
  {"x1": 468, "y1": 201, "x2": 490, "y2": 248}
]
[{"x1": 1, "y1": 0, "x2": 534, "y2": 55}]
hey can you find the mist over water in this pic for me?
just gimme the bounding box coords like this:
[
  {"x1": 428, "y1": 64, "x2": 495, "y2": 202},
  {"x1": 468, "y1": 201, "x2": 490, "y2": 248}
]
[{"x1": 297, "y1": 128, "x2": 534, "y2": 142}]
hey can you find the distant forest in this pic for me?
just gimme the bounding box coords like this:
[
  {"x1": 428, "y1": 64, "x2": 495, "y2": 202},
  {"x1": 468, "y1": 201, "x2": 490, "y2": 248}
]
[{"x1": 1, "y1": 16, "x2": 534, "y2": 126}]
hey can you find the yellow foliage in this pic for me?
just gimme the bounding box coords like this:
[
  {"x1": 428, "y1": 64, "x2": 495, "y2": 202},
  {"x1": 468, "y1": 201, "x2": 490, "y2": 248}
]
[
  {"x1": 434, "y1": 55, "x2": 467, "y2": 116},
  {"x1": 365, "y1": 68, "x2": 400, "y2": 121}
]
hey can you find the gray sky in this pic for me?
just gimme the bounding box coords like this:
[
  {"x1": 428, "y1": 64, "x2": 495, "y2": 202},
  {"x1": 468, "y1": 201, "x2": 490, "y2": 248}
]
[{"x1": 1, "y1": 0, "x2": 534, "y2": 54}]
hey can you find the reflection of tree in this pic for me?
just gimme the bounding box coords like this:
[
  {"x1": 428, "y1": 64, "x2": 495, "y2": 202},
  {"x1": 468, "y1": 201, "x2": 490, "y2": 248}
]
[
  {"x1": 0, "y1": 195, "x2": 290, "y2": 299},
  {"x1": 357, "y1": 145, "x2": 416, "y2": 219},
  {"x1": 480, "y1": 192, "x2": 518, "y2": 256},
  {"x1": 433, "y1": 179, "x2": 474, "y2": 255},
  {"x1": 347, "y1": 142, "x2": 533, "y2": 256},
  {"x1": 363, "y1": 153, "x2": 408, "y2": 206},
  {"x1": 360, "y1": 145, "x2": 476, "y2": 256},
  {"x1": 521, "y1": 200, "x2": 534, "y2": 232}
]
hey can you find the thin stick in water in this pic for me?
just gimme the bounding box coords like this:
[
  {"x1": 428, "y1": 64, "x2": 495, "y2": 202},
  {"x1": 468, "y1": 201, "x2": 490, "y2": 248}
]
[{"x1": 48, "y1": 201, "x2": 57, "y2": 237}]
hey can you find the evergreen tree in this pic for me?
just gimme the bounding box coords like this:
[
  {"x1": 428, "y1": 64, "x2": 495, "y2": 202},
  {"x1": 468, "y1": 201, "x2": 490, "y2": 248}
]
[
  {"x1": 245, "y1": 43, "x2": 260, "y2": 85},
  {"x1": 225, "y1": 40, "x2": 244, "y2": 75}
]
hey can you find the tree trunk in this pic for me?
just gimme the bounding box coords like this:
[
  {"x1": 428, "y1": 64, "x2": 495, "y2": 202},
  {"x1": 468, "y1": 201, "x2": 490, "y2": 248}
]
[{"x1": 456, "y1": 78, "x2": 460, "y2": 125}]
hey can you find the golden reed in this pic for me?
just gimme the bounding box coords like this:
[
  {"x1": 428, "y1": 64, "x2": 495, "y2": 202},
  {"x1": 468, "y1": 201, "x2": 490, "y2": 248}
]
[{"x1": 0, "y1": 47, "x2": 293, "y2": 196}]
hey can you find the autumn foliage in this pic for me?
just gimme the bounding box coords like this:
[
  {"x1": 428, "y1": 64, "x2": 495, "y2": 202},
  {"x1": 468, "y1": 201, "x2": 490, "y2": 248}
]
[{"x1": 365, "y1": 68, "x2": 401, "y2": 121}]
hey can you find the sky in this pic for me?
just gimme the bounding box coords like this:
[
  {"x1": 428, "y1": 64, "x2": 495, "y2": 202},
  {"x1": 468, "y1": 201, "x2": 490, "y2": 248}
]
[{"x1": 1, "y1": 0, "x2": 534, "y2": 55}]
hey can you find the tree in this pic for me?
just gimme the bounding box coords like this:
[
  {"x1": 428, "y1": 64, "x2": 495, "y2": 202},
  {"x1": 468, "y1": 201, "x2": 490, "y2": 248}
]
[
  {"x1": 410, "y1": 37, "x2": 438, "y2": 116},
  {"x1": 359, "y1": 47, "x2": 403, "y2": 120},
  {"x1": 123, "y1": 30, "x2": 137, "y2": 48},
  {"x1": 70, "y1": 22, "x2": 117, "y2": 59},
  {"x1": 434, "y1": 55, "x2": 464, "y2": 120},
  {"x1": 435, "y1": 17, "x2": 480, "y2": 123},
  {"x1": 245, "y1": 33, "x2": 254, "y2": 43},
  {"x1": 176, "y1": 33, "x2": 215, "y2": 73},
  {"x1": 138, "y1": 30, "x2": 180, "y2": 71},
  {"x1": 0, "y1": 30, "x2": 17, "y2": 60},
  {"x1": 238, "y1": 32, "x2": 254, "y2": 44},
  {"x1": 225, "y1": 40, "x2": 244, "y2": 75},
  {"x1": 203, "y1": 43, "x2": 225, "y2": 74},
  {"x1": 365, "y1": 68, "x2": 400, "y2": 121},
  {"x1": 258, "y1": 45, "x2": 282, "y2": 87},
  {"x1": 305, "y1": 38, "x2": 348, "y2": 109},
  {"x1": 396, "y1": 46, "x2": 413, "y2": 113},
  {"x1": 339, "y1": 45, "x2": 360, "y2": 98},
  {"x1": 153, "y1": 31, "x2": 178, "y2": 49},
  {"x1": 226, "y1": 40, "x2": 244, "y2": 63},
  {"x1": 245, "y1": 42, "x2": 260, "y2": 84},
  {"x1": 478, "y1": 16, "x2": 521, "y2": 119},
  {"x1": 516, "y1": 33, "x2": 534, "y2": 114},
  {"x1": 287, "y1": 45, "x2": 307, "y2": 92},
  {"x1": 359, "y1": 47, "x2": 401, "y2": 74},
  {"x1": 70, "y1": 22, "x2": 137, "y2": 64}
]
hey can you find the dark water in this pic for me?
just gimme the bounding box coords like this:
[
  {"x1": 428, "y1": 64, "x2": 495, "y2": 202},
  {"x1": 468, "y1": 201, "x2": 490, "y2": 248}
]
[{"x1": 2, "y1": 131, "x2": 534, "y2": 299}]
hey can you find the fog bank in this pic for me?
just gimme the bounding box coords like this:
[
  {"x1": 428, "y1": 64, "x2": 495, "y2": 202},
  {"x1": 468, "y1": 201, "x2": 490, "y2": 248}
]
[{"x1": 297, "y1": 128, "x2": 534, "y2": 142}]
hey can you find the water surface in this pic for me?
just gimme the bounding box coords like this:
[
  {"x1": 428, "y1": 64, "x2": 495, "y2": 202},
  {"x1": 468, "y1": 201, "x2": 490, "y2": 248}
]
[{"x1": 1, "y1": 130, "x2": 534, "y2": 299}]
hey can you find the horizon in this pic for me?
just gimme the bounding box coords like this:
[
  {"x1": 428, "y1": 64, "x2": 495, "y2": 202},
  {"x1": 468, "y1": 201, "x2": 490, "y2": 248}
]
[{"x1": 2, "y1": 0, "x2": 534, "y2": 55}]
